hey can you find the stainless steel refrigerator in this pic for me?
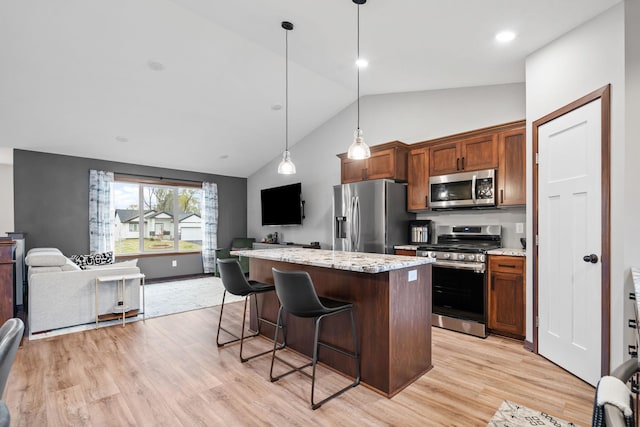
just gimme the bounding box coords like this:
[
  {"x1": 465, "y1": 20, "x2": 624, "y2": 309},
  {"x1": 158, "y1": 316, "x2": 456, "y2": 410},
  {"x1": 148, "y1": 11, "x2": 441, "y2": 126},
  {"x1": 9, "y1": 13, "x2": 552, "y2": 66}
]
[{"x1": 333, "y1": 179, "x2": 416, "y2": 254}]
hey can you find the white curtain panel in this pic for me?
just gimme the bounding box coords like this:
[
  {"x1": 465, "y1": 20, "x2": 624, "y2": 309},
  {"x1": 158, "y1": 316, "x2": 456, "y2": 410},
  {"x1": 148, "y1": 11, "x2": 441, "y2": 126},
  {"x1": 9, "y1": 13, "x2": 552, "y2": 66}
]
[
  {"x1": 88, "y1": 169, "x2": 115, "y2": 254},
  {"x1": 202, "y1": 181, "x2": 219, "y2": 274}
]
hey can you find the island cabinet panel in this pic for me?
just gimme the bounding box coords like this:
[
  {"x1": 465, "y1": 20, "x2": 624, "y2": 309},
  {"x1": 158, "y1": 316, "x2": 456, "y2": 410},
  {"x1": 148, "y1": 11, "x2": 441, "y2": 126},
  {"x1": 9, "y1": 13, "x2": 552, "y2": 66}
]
[
  {"x1": 407, "y1": 147, "x2": 429, "y2": 211},
  {"x1": 248, "y1": 258, "x2": 432, "y2": 397},
  {"x1": 488, "y1": 255, "x2": 525, "y2": 338},
  {"x1": 498, "y1": 127, "x2": 526, "y2": 206}
]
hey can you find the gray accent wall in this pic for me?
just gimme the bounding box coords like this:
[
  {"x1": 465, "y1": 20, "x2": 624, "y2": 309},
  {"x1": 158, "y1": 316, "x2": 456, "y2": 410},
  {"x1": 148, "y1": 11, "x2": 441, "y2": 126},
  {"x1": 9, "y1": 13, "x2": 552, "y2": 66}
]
[{"x1": 14, "y1": 149, "x2": 247, "y2": 279}]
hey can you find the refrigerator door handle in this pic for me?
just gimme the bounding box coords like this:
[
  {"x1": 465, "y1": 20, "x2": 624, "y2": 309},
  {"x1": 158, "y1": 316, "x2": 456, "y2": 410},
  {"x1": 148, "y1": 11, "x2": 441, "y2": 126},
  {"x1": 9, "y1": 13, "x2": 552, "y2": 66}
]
[{"x1": 352, "y1": 196, "x2": 361, "y2": 251}]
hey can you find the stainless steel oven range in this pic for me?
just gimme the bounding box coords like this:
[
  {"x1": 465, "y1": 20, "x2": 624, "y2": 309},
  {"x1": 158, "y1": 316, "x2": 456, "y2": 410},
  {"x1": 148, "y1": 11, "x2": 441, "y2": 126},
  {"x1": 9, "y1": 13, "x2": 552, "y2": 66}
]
[{"x1": 416, "y1": 225, "x2": 501, "y2": 338}]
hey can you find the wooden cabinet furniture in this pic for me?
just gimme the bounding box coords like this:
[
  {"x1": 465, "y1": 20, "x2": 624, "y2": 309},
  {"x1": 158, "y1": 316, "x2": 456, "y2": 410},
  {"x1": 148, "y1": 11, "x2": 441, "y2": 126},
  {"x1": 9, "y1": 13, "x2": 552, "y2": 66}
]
[
  {"x1": 497, "y1": 127, "x2": 526, "y2": 206},
  {"x1": 488, "y1": 255, "x2": 525, "y2": 339},
  {"x1": 337, "y1": 141, "x2": 409, "y2": 183},
  {"x1": 407, "y1": 147, "x2": 429, "y2": 211},
  {"x1": 429, "y1": 134, "x2": 498, "y2": 176},
  {"x1": 394, "y1": 249, "x2": 417, "y2": 256},
  {"x1": 0, "y1": 241, "x2": 15, "y2": 324}
]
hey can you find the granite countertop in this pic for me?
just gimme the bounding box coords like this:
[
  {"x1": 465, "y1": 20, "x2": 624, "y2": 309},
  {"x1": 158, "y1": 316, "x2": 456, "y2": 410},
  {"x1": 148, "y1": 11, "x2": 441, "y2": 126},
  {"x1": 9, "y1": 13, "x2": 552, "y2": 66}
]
[
  {"x1": 486, "y1": 248, "x2": 526, "y2": 257},
  {"x1": 231, "y1": 248, "x2": 434, "y2": 274}
]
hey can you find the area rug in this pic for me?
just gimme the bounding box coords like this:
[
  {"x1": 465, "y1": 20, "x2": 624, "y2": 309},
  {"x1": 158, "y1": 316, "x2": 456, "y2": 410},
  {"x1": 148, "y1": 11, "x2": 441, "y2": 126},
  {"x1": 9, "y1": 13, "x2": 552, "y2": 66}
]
[
  {"x1": 144, "y1": 276, "x2": 244, "y2": 318},
  {"x1": 487, "y1": 400, "x2": 580, "y2": 427}
]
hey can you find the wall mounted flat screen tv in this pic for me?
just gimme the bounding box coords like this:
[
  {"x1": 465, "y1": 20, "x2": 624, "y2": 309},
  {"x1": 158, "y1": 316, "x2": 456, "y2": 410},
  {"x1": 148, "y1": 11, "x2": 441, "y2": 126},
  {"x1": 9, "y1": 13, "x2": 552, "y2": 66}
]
[{"x1": 261, "y1": 182, "x2": 303, "y2": 226}]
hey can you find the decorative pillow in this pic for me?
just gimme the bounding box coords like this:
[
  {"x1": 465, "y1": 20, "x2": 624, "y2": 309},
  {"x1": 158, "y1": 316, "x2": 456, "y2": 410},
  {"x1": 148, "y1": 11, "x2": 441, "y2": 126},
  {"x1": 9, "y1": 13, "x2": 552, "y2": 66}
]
[
  {"x1": 85, "y1": 259, "x2": 138, "y2": 270},
  {"x1": 69, "y1": 251, "x2": 114, "y2": 270}
]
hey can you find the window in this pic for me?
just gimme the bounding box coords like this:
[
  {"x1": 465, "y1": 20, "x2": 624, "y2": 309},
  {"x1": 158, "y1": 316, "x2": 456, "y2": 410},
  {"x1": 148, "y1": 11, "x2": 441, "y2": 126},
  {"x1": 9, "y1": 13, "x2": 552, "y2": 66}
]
[{"x1": 113, "y1": 179, "x2": 203, "y2": 255}]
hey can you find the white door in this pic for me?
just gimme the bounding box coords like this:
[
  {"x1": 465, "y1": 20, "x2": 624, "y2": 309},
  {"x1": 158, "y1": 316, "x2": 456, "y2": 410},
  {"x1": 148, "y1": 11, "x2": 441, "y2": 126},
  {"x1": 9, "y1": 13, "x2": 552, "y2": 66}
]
[{"x1": 537, "y1": 99, "x2": 602, "y2": 386}]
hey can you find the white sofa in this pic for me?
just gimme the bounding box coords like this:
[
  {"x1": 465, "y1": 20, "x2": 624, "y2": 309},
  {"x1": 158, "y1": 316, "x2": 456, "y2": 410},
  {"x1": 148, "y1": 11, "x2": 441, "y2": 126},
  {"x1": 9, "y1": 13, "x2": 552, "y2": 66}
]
[{"x1": 26, "y1": 248, "x2": 142, "y2": 335}]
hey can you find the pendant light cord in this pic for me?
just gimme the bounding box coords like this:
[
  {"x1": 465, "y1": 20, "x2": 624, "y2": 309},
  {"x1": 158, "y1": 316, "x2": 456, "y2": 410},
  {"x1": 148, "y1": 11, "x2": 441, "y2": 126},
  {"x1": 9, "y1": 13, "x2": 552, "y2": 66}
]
[
  {"x1": 356, "y1": 4, "x2": 360, "y2": 131},
  {"x1": 285, "y1": 28, "x2": 289, "y2": 151}
]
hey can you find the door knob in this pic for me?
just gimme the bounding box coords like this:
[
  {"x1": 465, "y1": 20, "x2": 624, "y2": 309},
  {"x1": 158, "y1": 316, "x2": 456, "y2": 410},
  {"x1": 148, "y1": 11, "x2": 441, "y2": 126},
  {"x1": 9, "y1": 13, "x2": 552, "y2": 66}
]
[{"x1": 583, "y1": 254, "x2": 599, "y2": 263}]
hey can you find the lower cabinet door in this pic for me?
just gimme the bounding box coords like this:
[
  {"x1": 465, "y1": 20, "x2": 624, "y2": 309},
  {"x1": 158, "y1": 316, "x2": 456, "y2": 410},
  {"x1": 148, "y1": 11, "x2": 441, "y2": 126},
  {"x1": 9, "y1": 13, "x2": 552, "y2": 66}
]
[{"x1": 489, "y1": 270, "x2": 525, "y2": 337}]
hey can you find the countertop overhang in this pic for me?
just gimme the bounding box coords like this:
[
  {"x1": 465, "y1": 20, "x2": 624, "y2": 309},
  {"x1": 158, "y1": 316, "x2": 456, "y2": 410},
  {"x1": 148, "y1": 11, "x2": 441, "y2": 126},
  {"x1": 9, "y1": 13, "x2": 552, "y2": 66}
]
[{"x1": 231, "y1": 248, "x2": 434, "y2": 273}]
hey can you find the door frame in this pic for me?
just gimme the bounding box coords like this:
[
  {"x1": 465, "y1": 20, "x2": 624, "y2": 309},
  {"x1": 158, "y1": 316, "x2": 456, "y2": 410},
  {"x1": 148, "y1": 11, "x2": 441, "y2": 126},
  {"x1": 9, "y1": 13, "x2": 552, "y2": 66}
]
[{"x1": 532, "y1": 84, "x2": 611, "y2": 376}]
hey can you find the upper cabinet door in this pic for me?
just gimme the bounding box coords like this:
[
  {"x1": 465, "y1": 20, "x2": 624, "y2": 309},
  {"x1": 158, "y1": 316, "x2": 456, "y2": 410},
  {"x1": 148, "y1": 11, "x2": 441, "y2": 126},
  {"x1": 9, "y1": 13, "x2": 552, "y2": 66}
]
[
  {"x1": 366, "y1": 148, "x2": 397, "y2": 180},
  {"x1": 497, "y1": 127, "x2": 526, "y2": 206},
  {"x1": 429, "y1": 142, "x2": 460, "y2": 175},
  {"x1": 341, "y1": 158, "x2": 367, "y2": 183},
  {"x1": 337, "y1": 141, "x2": 409, "y2": 184},
  {"x1": 407, "y1": 147, "x2": 429, "y2": 211},
  {"x1": 460, "y1": 134, "x2": 498, "y2": 171}
]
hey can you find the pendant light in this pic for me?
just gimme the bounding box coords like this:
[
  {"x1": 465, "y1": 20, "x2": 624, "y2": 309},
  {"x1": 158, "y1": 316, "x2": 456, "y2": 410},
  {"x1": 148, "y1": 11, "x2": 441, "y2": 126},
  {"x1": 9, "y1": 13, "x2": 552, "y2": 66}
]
[
  {"x1": 347, "y1": 0, "x2": 371, "y2": 160},
  {"x1": 277, "y1": 21, "x2": 296, "y2": 175}
]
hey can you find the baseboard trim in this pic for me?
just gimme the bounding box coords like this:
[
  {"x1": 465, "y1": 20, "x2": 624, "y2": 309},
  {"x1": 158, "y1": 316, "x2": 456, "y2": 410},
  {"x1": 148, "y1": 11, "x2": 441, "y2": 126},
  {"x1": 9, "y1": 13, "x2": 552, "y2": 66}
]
[{"x1": 523, "y1": 340, "x2": 534, "y2": 352}]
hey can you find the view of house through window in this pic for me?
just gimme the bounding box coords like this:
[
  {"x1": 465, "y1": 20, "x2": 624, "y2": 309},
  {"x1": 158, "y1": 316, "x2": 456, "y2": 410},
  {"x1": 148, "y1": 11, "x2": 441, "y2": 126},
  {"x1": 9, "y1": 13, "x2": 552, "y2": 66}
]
[{"x1": 113, "y1": 180, "x2": 203, "y2": 255}]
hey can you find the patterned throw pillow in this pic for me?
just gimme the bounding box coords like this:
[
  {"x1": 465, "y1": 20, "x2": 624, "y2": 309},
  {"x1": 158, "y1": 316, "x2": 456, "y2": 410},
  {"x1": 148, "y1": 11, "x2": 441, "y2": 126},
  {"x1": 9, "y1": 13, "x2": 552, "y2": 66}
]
[{"x1": 69, "y1": 251, "x2": 114, "y2": 270}]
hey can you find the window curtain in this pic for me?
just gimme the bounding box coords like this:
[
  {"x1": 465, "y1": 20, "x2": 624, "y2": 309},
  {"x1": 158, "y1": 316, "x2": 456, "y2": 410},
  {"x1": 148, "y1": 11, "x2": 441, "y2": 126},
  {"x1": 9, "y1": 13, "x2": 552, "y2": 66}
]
[
  {"x1": 89, "y1": 169, "x2": 115, "y2": 254},
  {"x1": 202, "y1": 181, "x2": 219, "y2": 274}
]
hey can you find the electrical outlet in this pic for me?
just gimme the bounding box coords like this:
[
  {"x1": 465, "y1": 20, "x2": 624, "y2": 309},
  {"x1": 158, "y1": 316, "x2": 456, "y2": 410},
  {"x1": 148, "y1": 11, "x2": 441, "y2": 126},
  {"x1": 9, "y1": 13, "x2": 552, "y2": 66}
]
[
  {"x1": 408, "y1": 270, "x2": 417, "y2": 282},
  {"x1": 516, "y1": 223, "x2": 524, "y2": 234},
  {"x1": 172, "y1": 260, "x2": 177, "y2": 267}
]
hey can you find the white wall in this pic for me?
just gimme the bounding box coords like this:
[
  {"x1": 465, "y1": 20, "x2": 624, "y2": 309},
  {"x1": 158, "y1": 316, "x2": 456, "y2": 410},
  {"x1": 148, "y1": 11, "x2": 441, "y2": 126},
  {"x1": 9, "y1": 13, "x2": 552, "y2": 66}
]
[
  {"x1": 247, "y1": 83, "x2": 526, "y2": 246},
  {"x1": 526, "y1": 3, "x2": 629, "y2": 368},
  {"x1": 624, "y1": 0, "x2": 640, "y2": 363},
  {"x1": 0, "y1": 163, "x2": 14, "y2": 234}
]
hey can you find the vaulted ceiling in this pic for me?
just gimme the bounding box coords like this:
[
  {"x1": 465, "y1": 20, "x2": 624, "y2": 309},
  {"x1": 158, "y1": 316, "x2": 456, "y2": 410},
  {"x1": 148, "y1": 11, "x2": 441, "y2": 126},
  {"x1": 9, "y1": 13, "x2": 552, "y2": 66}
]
[{"x1": 0, "y1": 0, "x2": 621, "y2": 176}]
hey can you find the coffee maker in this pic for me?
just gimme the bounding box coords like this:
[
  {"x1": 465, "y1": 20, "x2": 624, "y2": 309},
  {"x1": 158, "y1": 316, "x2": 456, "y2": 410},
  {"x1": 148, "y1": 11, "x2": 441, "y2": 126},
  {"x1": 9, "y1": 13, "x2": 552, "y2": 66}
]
[{"x1": 409, "y1": 220, "x2": 432, "y2": 245}]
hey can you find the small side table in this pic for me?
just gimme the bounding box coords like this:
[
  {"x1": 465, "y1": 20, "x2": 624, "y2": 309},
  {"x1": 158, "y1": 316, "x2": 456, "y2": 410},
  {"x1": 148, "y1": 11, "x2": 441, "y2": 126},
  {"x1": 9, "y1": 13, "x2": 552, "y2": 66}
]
[{"x1": 95, "y1": 273, "x2": 145, "y2": 327}]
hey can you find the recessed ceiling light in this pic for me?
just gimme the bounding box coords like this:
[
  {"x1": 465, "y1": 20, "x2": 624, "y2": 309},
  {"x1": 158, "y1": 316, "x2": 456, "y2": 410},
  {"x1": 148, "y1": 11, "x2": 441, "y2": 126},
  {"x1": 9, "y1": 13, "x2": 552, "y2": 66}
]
[
  {"x1": 271, "y1": 104, "x2": 283, "y2": 111},
  {"x1": 495, "y1": 31, "x2": 516, "y2": 43},
  {"x1": 115, "y1": 136, "x2": 128, "y2": 142},
  {"x1": 147, "y1": 60, "x2": 165, "y2": 71},
  {"x1": 219, "y1": 154, "x2": 229, "y2": 159},
  {"x1": 355, "y1": 58, "x2": 368, "y2": 68}
]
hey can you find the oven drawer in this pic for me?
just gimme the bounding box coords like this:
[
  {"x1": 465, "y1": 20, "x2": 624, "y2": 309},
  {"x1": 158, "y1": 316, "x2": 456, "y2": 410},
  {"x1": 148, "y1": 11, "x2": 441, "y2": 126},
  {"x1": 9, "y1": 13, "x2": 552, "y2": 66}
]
[{"x1": 488, "y1": 255, "x2": 524, "y2": 274}]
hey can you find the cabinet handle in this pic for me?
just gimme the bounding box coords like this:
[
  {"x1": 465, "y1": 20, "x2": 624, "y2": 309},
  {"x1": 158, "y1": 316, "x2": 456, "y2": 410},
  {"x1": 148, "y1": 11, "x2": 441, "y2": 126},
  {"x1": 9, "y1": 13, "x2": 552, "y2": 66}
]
[
  {"x1": 461, "y1": 157, "x2": 465, "y2": 170},
  {"x1": 456, "y1": 158, "x2": 460, "y2": 170},
  {"x1": 500, "y1": 189, "x2": 504, "y2": 204},
  {"x1": 425, "y1": 195, "x2": 428, "y2": 207},
  {"x1": 498, "y1": 264, "x2": 516, "y2": 268},
  {"x1": 362, "y1": 168, "x2": 367, "y2": 180}
]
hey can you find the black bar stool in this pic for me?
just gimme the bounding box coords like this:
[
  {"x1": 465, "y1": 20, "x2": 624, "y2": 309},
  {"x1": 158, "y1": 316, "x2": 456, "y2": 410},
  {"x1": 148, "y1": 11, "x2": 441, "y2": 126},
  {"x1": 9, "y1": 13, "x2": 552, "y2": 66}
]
[
  {"x1": 216, "y1": 258, "x2": 283, "y2": 362},
  {"x1": 270, "y1": 268, "x2": 360, "y2": 410}
]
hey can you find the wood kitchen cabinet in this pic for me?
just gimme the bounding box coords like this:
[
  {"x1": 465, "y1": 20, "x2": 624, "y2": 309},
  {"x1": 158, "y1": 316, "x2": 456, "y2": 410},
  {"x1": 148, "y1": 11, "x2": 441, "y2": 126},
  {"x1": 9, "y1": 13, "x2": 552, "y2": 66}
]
[
  {"x1": 488, "y1": 255, "x2": 525, "y2": 339},
  {"x1": 0, "y1": 241, "x2": 15, "y2": 324},
  {"x1": 429, "y1": 134, "x2": 498, "y2": 176},
  {"x1": 497, "y1": 127, "x2": 526, "y2": 206},
  {"x1": 337, "y1": 141, "x2": 409, "y2": 184},
  {"x1": 394, "y1": 249, "x2": 417, "y2": 256},
  {"x1": 407, "y1": 147, "x2": 429, "y2": 211}
]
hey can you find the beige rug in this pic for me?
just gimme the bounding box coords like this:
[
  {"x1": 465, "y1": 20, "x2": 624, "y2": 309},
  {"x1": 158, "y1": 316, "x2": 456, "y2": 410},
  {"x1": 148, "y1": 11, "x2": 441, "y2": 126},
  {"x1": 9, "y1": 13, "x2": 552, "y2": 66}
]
[{"x1": 488, "y1": 401, "x2": 580, "y2": 427}]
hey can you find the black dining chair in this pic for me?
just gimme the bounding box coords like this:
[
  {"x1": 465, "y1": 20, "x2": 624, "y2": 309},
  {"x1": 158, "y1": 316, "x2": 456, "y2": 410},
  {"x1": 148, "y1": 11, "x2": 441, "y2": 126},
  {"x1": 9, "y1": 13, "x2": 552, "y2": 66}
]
[
  {"x1": 0, "y1": 318, "x2": 24, "y2": 399},
  {"x1": 269, "y1": 268, "x2": 360, "y2": 410},
  {"x1": 216, "y1": 258, "x2": 283, "y2": 362}
]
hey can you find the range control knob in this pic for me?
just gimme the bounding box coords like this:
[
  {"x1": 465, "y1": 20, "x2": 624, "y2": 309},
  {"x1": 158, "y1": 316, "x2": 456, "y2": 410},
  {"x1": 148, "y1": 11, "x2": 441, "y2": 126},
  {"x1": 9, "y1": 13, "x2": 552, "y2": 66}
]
[
  {"x1": 478, "y1": 254, "x2": 485, "y2": 262},
  {"x1": 441, "y1": 253, "x2": 450, "y2": 259},
  {"x1": 467, "y1": 254, "x2": 476, "y2": 261}
]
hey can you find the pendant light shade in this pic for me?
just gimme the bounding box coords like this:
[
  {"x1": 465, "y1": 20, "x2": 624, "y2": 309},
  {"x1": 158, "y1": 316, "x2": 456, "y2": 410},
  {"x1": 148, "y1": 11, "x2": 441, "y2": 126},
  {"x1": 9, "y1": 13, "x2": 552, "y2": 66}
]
[
  {"x1": 278, "y1": 21, "x2": 296, "y2": 175},
  {"x1": 347, "y1": 0, "x2": 370, "y2": 160}
]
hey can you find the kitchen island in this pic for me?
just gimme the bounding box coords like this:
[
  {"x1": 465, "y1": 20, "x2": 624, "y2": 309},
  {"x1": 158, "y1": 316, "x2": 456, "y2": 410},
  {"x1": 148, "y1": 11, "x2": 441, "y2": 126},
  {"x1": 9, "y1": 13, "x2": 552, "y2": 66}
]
[{"x1": 231, "y1": 248, "x2": 434, "y2": 397}]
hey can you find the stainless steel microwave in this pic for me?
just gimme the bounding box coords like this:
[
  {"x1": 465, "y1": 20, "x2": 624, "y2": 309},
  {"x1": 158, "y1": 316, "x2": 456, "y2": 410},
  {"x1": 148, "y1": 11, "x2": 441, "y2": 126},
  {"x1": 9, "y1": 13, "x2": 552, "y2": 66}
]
[{"x1": 428, "y1": 169, "x2": 496, "y2": 209}]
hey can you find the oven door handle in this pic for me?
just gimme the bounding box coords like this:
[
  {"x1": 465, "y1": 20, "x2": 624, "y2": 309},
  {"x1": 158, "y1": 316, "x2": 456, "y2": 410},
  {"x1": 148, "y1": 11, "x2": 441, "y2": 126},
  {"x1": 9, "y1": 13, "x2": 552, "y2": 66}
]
[{"x1": 434, "y1": 260, "x2": 485, "y2": 273}]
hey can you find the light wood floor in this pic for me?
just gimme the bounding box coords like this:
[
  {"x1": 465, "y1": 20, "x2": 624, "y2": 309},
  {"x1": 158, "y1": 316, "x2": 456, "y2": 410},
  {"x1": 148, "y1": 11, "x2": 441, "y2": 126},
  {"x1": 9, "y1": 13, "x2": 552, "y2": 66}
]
[{"x1": 6, "y1": 302, "x2": 595, "y2": 426}]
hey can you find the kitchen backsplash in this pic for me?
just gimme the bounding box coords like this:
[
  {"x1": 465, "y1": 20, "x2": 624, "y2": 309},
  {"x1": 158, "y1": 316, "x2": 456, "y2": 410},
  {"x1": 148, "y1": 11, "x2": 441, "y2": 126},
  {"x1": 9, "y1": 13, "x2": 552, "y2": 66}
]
[{"x1": 416, "y1": 206, "x2": 526, "y2": 249}]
